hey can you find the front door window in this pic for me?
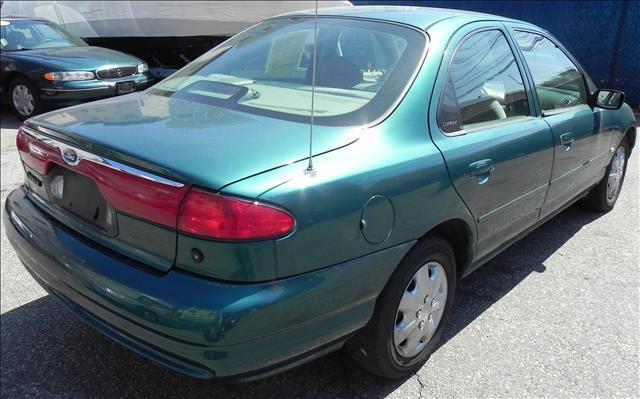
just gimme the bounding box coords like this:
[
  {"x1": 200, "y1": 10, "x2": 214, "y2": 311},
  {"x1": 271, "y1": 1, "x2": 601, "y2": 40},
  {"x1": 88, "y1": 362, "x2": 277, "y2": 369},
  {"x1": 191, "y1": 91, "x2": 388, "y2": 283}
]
[{"x1": 513, "y1": 31, "x2": 588, "y2": 113}]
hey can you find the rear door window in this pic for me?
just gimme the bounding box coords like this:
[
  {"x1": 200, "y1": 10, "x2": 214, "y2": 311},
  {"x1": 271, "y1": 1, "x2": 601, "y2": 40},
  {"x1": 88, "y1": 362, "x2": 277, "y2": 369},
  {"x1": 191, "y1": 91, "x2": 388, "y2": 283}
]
[
  {"x1": 437, "y1": 30, "x2": 530, "y2": 134},
  {"x1": 513, "y1": 31, "x2": 588, "y2": 113}
]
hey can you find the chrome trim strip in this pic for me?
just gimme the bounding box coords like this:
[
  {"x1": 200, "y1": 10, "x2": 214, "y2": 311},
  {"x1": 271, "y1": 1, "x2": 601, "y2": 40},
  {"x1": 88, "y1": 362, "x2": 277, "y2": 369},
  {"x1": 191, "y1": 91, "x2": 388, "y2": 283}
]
[
  {"x1": 41, "y1": 86, "x2": 112, "y2": 92},
  {"x1": 21, "y1": 126, "x2": 185, "y2": 188},
  {"x1": 549, "y1": 147, "x2": 610, "y2": 185},
  {"x1": 478, "y1": 183, "x2": 549, "y2": 223},
  {"x1": 550, "y1": 163, "x2": 585, "y2": 184},
  {"x1": 445, "y1": 116, "x2": 536, "y2": 137},
  {"x1": 10, "y1": 209, "x2": 35, "y2": 239},
  {"x1": 541, "y1": 104, "x2": 590, "y2": 118},
  {"x1": 590, "y1": 148, "x2": 611, "y2": 163}
]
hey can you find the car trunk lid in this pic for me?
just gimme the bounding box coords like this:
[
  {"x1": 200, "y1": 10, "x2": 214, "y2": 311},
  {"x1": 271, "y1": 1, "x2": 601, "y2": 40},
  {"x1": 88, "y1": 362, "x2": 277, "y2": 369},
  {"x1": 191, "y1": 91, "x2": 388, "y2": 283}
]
[{"x1": 27, "y1": 92, "x2": 359, "y2": 188}]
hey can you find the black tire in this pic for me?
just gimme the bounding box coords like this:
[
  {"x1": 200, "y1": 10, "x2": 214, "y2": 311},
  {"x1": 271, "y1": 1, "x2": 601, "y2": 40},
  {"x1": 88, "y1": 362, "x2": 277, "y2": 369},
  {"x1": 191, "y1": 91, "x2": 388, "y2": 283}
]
[
  {"x1": 8, "y1": 76, "x2": 44, "y2": 121},
  {"x1": 346, "y1": 235, "x2": 456, "y2": 379},
  {"x1": 583, "y1": 137, "x2": 630, "y2": 212}
]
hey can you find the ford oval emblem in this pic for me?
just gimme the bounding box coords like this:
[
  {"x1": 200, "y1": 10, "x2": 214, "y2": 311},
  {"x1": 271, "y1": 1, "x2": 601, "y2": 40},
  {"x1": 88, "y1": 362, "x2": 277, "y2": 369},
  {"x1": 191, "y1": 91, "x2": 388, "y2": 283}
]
[{"x1": 62, "y1": 148, "x2": 79, "y2": 166}]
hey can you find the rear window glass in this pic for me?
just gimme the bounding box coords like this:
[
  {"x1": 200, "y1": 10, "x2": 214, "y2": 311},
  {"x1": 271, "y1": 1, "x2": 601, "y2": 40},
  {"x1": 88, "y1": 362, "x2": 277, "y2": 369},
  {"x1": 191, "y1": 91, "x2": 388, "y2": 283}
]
[
  {"x1": 149, "y1": 17, "x2": 426, "y2": 126},
  {"x1": 437, "y1": 30, "x2": 530, "y2": 134}
]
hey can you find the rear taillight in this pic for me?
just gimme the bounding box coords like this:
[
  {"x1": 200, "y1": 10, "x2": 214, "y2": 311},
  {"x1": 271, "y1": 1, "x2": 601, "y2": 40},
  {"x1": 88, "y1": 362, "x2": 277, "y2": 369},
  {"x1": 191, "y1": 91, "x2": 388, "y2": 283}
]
[
  {"x1": 16, "y1": 126, "x2": 59, "y2": 174},
  {"x1": 177, "y1": 189, "x2": 295, "y2": 241}
]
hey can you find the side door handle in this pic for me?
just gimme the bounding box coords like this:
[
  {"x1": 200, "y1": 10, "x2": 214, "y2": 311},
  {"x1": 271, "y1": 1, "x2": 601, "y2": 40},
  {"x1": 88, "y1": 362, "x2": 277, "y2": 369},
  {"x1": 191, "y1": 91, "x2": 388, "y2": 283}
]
[
  {"x1": 469, "y1": 159, "x2": 495, "y2": 184},
  {"x1": 560, "y1": 133, "x2": 574, "y2": 151}
]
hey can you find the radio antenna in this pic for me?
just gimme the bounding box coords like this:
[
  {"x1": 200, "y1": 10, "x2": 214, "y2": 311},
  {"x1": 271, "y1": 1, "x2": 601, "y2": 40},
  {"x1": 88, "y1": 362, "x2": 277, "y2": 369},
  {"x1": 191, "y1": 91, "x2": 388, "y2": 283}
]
[{"x1": 305, "y1": 0, "x2": 319, "y2": 174}]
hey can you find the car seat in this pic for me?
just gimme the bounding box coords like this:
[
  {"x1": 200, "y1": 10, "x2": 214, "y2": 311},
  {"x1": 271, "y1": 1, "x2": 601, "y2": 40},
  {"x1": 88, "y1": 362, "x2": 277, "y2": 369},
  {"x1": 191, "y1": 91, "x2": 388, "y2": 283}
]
[
  {"x1": 316, "y1": 55, "x2": 362, "y2": 89},
  {"x1": 6, "y1": 30, "x2": 27, "y2": 50}
]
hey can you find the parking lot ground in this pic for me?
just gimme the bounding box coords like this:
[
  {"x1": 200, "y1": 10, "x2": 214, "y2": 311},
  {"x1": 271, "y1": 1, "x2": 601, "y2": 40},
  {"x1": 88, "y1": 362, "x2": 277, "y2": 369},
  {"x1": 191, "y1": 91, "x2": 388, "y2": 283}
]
[{"x1": 1, "y1": 108, "x2": 639, "y2": 398}]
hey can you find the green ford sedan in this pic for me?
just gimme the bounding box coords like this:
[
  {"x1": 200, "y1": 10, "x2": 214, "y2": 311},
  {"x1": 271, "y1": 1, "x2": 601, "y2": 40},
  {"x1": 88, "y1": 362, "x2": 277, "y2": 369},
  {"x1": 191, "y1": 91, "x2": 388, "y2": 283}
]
[{"x1": 4, "y1": 6, "x2": 636, "y2": 381}]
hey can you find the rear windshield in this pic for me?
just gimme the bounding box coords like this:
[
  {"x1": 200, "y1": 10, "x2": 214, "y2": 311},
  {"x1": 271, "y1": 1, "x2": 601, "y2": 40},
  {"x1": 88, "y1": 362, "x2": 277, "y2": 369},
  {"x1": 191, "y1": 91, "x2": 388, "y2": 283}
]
[{"x1": 149, "y1": 17, "x2": 426, "y2": 126}]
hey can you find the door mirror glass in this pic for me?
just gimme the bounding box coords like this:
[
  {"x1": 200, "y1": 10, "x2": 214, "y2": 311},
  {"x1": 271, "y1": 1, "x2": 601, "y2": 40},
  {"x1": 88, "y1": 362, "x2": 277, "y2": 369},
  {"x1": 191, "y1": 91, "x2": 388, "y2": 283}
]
[{"x1": 595, "y1": 89, "x2": 624, "y2": 110}]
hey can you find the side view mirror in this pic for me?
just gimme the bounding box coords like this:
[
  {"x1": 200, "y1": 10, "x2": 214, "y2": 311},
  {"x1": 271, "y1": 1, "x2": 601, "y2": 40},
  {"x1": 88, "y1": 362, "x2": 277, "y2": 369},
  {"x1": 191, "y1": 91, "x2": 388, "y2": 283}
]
[{"x1": 594, "y1": 89, "x2": 625, "y2": 110}]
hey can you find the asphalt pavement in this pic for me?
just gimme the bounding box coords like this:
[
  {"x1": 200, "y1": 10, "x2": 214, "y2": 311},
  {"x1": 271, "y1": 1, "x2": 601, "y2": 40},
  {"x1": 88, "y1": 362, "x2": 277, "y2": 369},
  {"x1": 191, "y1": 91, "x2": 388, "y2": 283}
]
[{"x1": 1, "y1": 108, "x2": 638, "y2": 398}]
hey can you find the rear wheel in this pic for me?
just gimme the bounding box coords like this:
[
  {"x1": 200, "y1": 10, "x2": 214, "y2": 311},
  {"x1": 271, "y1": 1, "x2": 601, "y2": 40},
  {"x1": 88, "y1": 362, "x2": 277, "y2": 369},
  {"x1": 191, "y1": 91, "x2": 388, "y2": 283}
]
[
  {"x1": 9, "y1": 77, "x2": 43, "y2": 121},
  {"x1": 583, "y1": 137, "x2": 629, "y2": 212},
  {"x1": 346, "y1": 235, "x2": 456, "y2": 379}
]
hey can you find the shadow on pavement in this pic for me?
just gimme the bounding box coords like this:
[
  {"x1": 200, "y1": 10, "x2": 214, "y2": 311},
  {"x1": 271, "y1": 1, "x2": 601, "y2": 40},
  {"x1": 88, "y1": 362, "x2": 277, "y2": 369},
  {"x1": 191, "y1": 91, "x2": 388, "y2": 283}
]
[
  {"x1": 1, "y1": 107, "x2": 21, "y2": 129},
  {"x1": 439, "y1": 204, "x2": 603, "y2": 347},
  {"x1": 0, "y1": 201, "x2": 604, "y2": 398}
]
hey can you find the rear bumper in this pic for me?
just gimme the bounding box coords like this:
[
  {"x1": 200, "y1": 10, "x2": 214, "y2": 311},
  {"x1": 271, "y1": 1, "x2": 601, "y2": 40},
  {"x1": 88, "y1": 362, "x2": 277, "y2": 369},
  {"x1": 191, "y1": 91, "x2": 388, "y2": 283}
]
[{"x1": 4, "y1": 187, "x2": 411, "y2": 380}]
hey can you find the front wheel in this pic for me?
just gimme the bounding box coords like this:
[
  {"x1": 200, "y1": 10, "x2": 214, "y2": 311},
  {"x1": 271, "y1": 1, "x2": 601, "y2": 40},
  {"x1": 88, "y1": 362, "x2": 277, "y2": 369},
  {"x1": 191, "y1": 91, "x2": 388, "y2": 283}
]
[
  {"x1": 9, "y1": 77, "x2": 44, "y2": 121},
  {"x1": 583, "y1": 137, "x2": 629, "y2": 212},
  {"x1": 346, "y1": 235, "x2": 456, "y2": 379}
]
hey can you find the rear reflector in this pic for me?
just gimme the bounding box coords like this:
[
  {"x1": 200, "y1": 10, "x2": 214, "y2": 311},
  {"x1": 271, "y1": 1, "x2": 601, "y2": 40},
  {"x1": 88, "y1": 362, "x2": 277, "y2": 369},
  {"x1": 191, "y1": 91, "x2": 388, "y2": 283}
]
[{"x1": 177, "y1": 189, "x2": 295, "y2": 241}]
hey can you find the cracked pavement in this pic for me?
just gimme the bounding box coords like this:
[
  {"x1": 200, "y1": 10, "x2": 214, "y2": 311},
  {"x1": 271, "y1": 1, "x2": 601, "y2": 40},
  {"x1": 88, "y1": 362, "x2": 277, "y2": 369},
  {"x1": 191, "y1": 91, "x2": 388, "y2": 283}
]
[{"x1": 2, "y1": 108, "x2": 639, "y2": 398}]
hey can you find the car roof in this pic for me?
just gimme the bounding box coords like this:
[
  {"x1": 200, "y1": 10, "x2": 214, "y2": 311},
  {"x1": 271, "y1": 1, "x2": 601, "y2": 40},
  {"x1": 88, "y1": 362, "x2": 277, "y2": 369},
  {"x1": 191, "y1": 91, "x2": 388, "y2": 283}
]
[{"x1": 280, "y1": 5, "x2": 534, "y2": 31}]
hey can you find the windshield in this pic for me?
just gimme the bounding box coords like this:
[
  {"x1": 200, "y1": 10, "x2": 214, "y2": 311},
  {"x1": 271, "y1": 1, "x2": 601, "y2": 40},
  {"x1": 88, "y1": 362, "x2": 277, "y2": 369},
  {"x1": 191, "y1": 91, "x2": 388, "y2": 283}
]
[
  {"x1": 149, "y1": 17, "x2": 426, "y2": 126},
  {"x1": 0, "y1": 19, "x2": 87, "y2": 51}
]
